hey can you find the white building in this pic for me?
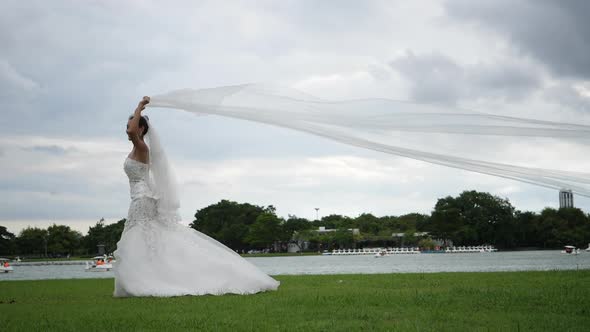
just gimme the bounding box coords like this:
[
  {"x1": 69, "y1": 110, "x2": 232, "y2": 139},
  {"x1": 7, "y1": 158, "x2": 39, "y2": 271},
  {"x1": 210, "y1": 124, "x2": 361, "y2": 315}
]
[{"x1": 317, "y1": 226, "x2": 360, "y2": 235}]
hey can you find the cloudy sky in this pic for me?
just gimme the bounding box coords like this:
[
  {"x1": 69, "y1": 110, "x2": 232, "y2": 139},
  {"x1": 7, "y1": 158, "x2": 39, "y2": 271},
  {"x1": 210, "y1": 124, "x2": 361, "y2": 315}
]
[{"x1": 2, "y1": 0, "x2": 590, "y2": 234}]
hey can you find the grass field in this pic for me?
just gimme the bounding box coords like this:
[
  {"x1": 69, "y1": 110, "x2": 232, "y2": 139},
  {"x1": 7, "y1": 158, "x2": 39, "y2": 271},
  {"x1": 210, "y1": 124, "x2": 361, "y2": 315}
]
[{"x1": 1, "y1": 271, "x2": 589, "y2": 331}]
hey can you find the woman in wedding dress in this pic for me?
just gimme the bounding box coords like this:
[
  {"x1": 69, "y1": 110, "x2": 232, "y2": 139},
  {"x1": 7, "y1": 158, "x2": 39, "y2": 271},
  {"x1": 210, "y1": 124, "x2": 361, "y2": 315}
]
[{"x1": 113, "y1": 96, "x2": 280, "y2": 297}]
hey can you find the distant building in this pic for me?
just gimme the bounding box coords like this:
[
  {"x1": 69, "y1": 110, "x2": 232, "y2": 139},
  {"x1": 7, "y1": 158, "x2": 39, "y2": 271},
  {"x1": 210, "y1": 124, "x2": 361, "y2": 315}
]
[
  {"x1": 317, "y1": 226, "x2": 360, "y2": 235},
  {"x1": 391, "y1": 232, "x2": 430, "y2": 238},
  {"x1": 390, "y1": 232, "x2": 448, "y2": 247},
  {"x1": 287, "y1": 227, "x2": 361, "y2": 253},
  {"x1": 559, "y1": 189, "x2": 574, "y2": 208}
]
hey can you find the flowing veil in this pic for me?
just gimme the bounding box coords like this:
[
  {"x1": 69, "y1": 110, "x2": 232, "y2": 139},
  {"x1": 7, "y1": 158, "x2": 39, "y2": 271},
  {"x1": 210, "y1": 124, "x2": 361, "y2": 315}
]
[
  {"x1": 142, "y1": 117, "x2": 243, "y2": 255},
  {"x1": 144, "y1": 118, "x2": 181, "y2": 224},
  {"x1": 149, "y1": 84, "x2": 590, "y2": 197}
]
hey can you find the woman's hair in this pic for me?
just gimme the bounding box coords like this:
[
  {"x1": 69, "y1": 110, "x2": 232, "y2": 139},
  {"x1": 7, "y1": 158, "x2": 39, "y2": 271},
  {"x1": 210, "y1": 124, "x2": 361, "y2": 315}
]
[{"x1": 129, "y1": 115, "x2": 150, "y2": 136}]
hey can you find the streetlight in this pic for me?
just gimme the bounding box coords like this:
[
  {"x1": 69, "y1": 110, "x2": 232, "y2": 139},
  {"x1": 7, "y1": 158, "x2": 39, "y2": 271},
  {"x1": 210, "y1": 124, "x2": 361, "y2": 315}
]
[{"x1": 314, "y1": 208, "x2": 320, "y2": 221}]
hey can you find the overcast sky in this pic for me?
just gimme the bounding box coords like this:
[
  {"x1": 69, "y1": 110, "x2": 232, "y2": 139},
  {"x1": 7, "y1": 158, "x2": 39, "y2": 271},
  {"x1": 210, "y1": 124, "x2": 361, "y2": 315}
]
[{"x1": 2, "y1": 0, "x2": 590, "y2": 234}]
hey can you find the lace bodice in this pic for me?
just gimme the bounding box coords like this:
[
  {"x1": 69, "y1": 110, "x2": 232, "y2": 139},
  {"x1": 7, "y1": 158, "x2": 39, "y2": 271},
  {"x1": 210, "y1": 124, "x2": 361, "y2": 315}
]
[{"x1": 124, "y1": 157, "x2": 155, "y2": 200}]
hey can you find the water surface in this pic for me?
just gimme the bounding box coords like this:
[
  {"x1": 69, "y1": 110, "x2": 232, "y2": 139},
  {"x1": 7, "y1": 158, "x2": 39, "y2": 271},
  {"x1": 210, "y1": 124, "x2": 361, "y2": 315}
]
[{"x1": 2, "y1": 250, "x2": 588, "y2": 281}]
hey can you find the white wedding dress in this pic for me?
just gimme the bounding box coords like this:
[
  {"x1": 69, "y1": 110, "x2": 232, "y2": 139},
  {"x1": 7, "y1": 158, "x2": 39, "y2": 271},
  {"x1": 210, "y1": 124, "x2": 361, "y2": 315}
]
[{"x1": 113, "y1": 157, "x2": 279, "y2": 297}]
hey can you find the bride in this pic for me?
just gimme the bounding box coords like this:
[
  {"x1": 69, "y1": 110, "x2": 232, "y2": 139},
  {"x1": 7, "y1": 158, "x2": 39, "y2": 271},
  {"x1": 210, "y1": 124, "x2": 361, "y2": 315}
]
[{"x1": 113, "y1": 96, "x2": 280, "y2": 297}]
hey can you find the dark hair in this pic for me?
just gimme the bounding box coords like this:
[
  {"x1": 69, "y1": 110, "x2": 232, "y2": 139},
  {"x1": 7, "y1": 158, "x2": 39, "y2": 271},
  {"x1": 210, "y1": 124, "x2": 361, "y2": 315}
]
[{"x1": 128, "y1": 115, "x2": 150, "y2": 136}]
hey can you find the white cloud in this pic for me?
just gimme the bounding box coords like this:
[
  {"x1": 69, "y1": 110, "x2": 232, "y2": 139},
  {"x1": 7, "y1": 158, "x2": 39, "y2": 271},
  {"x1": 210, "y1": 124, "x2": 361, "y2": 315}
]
[
  {"x1": 0, "y1": 59, "x2": 40, "y2": 97},
  {"x1": 1, "y1": 0, "x2": 589, "y2": 233}
]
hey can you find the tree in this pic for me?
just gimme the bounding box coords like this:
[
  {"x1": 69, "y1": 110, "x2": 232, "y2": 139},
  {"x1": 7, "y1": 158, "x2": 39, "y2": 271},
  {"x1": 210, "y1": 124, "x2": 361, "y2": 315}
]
[
  {"x1": 314, "y1": 214, "x2": 354, "y2": 229},
  {"x1": 355, "y1": 213, "x2": 380, "y2": 235},
  {"x1": 514, "y1": 211, "x2": 539, "y2": 247},
  {"x1": 46, "y1": 224, "x2": 83, "y2": 256},
  {"x1": 246, "y1": 213, "x2": 283, "y2": 249},
  {"x1": 430, "y1": 191, "x2": 516, "y2": 248},
  {"x1": 291, "y1": 229, "x2": 316, "y2": 252},
  {"x1": 397, "y1": 213, "x2": 429, "y2": 232},
  {"x1": 538, "y1": 208, "x2": 567, "y2": 248},
  {"x1": 430, "y1": 196, "x2": 462, "y2": 244},
  {"x1": 16, "y1": 227, "x2": 49, "y2": 256},
  {"x1": 332, "y1": 229, "x2": 355, "y2": 249},
  {"x1": 103, "y1": 220, "x2": 125, "y2": 253},
  {"x1": 283, "y1": 216, "x2": 313, "y2": 240},
  {"x1": 0, "y1": 226, "x2": 16, "y2": 255},
  {"x1": 307, "y1": 232, "x2": 332, "y2": 252},
  {"x1": 83, "y1": 218, "x2": 125, "y2": 255},
  {"x1": 84, "y1": 219, "x2": 105, "y2": 254},
  {"x1": 533, "y1": 207, "x2": 590, "y2": 248},
  {"x1": 191, "y1": 200, "x2": 266, "y2": 250},
  {"x1": 402, "y1": 229, "x2": 417, "y2": 246},
  {"x1": 558, "y1": 208, "x2": 590, "y2": 247},
  {"x1": 418, "y1": 237, "x2": 437, "y2": 250}
]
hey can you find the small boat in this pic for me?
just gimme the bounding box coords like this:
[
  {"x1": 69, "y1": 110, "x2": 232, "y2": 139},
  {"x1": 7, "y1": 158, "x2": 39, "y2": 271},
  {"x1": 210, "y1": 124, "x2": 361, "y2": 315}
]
[
  {"x1": 0, "y1": 258, "x2": 14, "y2": 273},
  {"x1": 444, "y1": 246, "x2": 497, "y2": 253},
  {"x1": 586, "y1": 243, "x2": 590, "y2": 252},
  {"x1": 85, "y1": 255, "x2": 114, "y2": 272},
  {"x1": 561, "y1": 245, "x2": 579, "y2": 255},
  {"x1": 374, "y1": 250, "x2": 388, "y2": 258}
]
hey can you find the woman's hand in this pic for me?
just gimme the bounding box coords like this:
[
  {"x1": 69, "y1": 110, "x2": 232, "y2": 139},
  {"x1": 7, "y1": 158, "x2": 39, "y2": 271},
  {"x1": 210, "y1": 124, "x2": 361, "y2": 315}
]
[{"x1": 137, "y1": 96, "x2": 150, "y2": 111}]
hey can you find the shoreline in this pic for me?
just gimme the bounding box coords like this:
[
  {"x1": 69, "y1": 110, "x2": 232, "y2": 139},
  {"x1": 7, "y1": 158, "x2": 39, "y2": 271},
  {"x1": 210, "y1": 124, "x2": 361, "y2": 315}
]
[{"x1": 8, "y1": 247, "x2": 579, "y2": 262}]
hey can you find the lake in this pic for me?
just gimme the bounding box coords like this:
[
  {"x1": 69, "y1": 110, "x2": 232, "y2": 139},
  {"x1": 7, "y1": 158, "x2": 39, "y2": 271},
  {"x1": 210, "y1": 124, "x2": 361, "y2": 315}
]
[{"x1": 1, "y1": 250, "x2": 589, "y2": 281}]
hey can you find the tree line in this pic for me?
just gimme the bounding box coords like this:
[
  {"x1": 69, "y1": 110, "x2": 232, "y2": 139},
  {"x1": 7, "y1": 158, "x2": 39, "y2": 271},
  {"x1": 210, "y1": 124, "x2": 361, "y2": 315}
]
[
  {"x1": 1, "y1": 190, "x2": 589, "y2": 256},
  {"x1": 0, "y1": 219, "x2": 125, "y2": 258}
]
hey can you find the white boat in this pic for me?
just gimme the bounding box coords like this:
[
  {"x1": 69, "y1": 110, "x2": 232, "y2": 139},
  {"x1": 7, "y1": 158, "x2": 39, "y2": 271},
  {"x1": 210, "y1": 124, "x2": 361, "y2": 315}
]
[
  {"x1": 374, "y1": 250, "x2": 388, "y2": 258},
  {"x1": 328, "y1": 247, "x2": 421, "y2": 256},
  {"x1": 444, "y1": 245, "x2": 497, "y2": 253},
  {"x1": 326, "y1": 245, "x2": 496, "y2": 255},
  {"x1": 0, "y1": 258, "x2": 14, "y2": 273},
  {"x1": 561, "y1": 245, "x2": 579, "y2": 255},
  {"x1": 586, "y1": 243, "x2": 590, "y2": 252},
  {"x1": 85, "y1": 255, "x2": 114, "y2": 272}
]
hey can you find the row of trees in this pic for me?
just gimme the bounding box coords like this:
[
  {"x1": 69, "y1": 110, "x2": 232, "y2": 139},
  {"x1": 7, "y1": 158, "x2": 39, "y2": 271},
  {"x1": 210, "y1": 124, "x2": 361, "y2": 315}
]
[
  {"x1": 189, "y1": 192, "x2": 590, "y2": 251},
  {"x1": 428, "y1": 191, "x2": 590, "y2": 249},
  {"x1": 189, "y1": 200, "x2": 431, "y2": 251},
  {"x1": 0, "y1": 219, "x2": 125, "y2": 257},
  {"x1": 2, "y1": 191, "x2": 590, "y2": 256}
]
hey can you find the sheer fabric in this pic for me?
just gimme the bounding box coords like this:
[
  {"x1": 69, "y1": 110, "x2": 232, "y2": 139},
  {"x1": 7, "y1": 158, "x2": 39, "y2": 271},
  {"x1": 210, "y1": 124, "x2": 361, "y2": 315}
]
[{"x1": 150, "y1": 84, "x2": 590, "y2": 196}]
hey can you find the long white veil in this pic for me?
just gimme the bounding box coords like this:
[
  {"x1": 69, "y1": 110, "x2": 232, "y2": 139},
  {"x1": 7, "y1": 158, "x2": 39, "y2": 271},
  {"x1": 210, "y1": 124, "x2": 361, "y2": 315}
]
[
  {"x1": 141, "y1": 118, "x2": 248, "y2": 255},
  {"x1": 149, "y1": 84, "x2": 590, "y2": 197},
  {"x1": 144, "y1": 119, "x2": 181, "y2": 223}
]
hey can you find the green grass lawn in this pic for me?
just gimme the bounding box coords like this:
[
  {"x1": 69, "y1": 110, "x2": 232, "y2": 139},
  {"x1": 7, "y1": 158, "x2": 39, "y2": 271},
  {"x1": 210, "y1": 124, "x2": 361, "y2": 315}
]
[{"x1": 1, "y1": 271, "x2": 589, "y2": 331}]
